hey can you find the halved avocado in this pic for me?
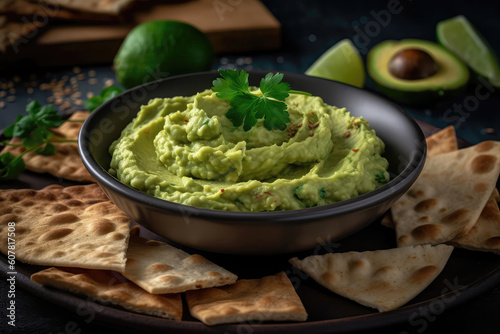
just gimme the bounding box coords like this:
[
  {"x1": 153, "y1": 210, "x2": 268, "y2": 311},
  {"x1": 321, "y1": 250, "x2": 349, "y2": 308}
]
[{"x1": 367, "y1": 39, "x2": 469, "y2": 106}]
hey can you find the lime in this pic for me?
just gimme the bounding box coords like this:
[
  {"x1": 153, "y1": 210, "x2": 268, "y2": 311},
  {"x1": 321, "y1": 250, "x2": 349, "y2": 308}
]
[
  {"x1": 437, "y1": 15, "x2": 500, "y2": 87},
  {"x1": 114, "y1": 20, "x2": 214, "y2": 89},
  {"x1": 305, "y1": 39, "x2": 365, "y2": 88}
]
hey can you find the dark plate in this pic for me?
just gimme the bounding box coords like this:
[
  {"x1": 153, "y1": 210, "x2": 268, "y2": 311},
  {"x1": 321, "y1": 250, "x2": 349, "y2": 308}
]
[{"x1": 1, "y1": 121, "x2": 499, "y2": 333}]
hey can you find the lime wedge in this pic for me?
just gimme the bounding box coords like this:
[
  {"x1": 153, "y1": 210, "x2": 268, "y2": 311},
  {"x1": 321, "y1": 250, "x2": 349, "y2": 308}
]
[
  {"x1": 305, "y1": 39, "x2": 365, "y2": 88},
  {"x1": 437, "y1": 15, "x2": 500, "y2": 87}
]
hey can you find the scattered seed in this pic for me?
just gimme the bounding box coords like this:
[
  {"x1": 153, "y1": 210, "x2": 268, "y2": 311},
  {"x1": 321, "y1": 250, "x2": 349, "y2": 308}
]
[
  {"x1": 74, "y1": 99, "x2": 83, "y2": 106},
  {"x1": 0, "y1": 83, "x2": 7, "y2": 90},
  {"x1": 72, "y1": 66, "x2": 81, "y2": 74},
  {"x1": 88, "y1": 78, "x2": 98, "y2": 85},
  {"x1": 54, "y1": 97, "x2": 63, "y2": 105},
  {"x1": 60, "y1": 100, "x2": 72, "y2": 110},
  {"x1": 88, "y1": 70, "x2": 96, "y2": 77},
  {"x1": 13, "y1": 75, "x2": 21, "y2": 83},
  {"x1": 53, "y1": 90, "x2": 64, "y2": 97},
  {"x1": 105, "y1": 79, "x2": 114, "y2": 87},
  {"x1": 47, "y1": 96, "x2": 55, "y2": 103},
  {"x1": 39, "y1": 83, "x2": 51, "y2": 91},
  {"x1": 0, "y1": 91, "x2": 5, "y2": 98},
  {"x1": 87, "y1": 92, "x2": 94, "y2": 99},
  {"x1": 77, "y1": 73, "x2": 86, "y2": 81},
  {"x1": 6, "y1": 96, "x2": 16, "y2": 102},
  {"x1": 71, "y1": 91, "x2": 82, "y2": 99},
  {"x1": 485, "y1": 128, "x2": 495, "y2": 134},
  {"x1": 7, "y1": 81, "x2": 14, "y2": 88},
  {"x1": 64, "y1": 87, "x2": 73, "y2": 95},
  {"x1": 0, "y1": 101, "x2": 5, "y2": 109},
  {"x1": 9, "y1": 88, "x2": 16, "y2": 94},
  {"x1": 27, "y1": 87, "x2": 34, "y2": 94}
]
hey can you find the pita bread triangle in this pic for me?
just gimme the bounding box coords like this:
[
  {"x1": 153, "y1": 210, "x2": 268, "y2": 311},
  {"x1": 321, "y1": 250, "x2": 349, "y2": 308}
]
[
  {"x1": 381, "y1": 126, "x2": 458, "y2": 230},
  {"x1": 450, "y1": 192, "x2": 500, "y2": 254},
  {"x1": 120, "y1": 227, "x2": 237, "y2": 294},
  {"x1": 289, "y1": 244, "x2": 453, "y2": 312},
  {"x1": 31, "y1": 267, "x2": 183, "y2": 320},
  {"x1": 392, "y1": 140, "x2": 500, "y2": 247},
  {"x1": 386, "y1": 127, "x2": 500, "y2": 254},
  {"x1": 185, "y1": 271, "x2": 307, "y2": 325},
  {"x1": 0, "y1": 184, "x2": 130, "y2": 271},
  {"x1": 426, "y1": 126, "x2": 458, "y2": 157}
]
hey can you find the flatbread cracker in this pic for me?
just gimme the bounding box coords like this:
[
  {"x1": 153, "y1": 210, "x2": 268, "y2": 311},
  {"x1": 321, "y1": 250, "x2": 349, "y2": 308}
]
[
  {"x1": 185, "y1": 272, "x2": 307, "y2": 325},
  {"x1": 122, "y1": 230, "x2": 237, "y2": 294},
  {"x1": 0, "y1": 184, "x2": 130, "y2": 271},
  {"x1": 0, "y1": 0, "x2": 118, "y2": 22},
  {"x1": 37, "y1": 0, "x2": 136, "y2": 15},
  {"x1": 450, "y1": 192, "x2": 500, "y2": 254},
  {"x1": 381, "y1": 126, "x2": 458, "y2": 229},
  {"x1": 31, "y1": 267, "x2": 182, "y2": 320},
  {"x1": 1, "y1": 111, "x2": 94, "y2": 182},
  {"x1": 392, "y1": 141, "x2": 500, "y2": 247},
  {"x1": 426, "y1": 126, "x2": 458, "y2": 157},
  {"x1": 0, "y1": 16, "x2": 43, "y2": 53},
  {"x1": 289, "y1": 244, "x2": 453, "y2": 312}
]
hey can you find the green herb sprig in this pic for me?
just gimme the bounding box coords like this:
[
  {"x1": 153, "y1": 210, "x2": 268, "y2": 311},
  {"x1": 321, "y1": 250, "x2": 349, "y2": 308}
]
[
  {"x1": 84, "y1": 86, "x2": 123, "y2": 112},
  {"x1": 0, "y1": 100, "x2": 71, "y2": 180},
  {"x1": 212, "y1": 69, "x2": 311, "y2": 131}
]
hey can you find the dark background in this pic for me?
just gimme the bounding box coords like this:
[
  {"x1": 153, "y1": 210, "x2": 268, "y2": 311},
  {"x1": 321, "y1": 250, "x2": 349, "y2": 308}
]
[{"x1": 1, "y1": 0, "x2": 500, "y2": 333}]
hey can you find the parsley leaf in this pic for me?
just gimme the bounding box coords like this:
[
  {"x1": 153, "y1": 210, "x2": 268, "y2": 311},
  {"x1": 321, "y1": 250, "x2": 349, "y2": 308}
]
[
  {"x1": 212, "y1": 69, "x2": 310, "y2": 131},
  {"x1": 1, "y1": 100, "x2": 71, "y2": 180},
  {"x1": 84, "y1": 86, "x2": 123, "y2": 112},
  {"x1": 0, "y1": 152, "x2": 25, "y2": 180},
  {"x1": 375, "y1": 172, "x2": 388, "y2": 183}
]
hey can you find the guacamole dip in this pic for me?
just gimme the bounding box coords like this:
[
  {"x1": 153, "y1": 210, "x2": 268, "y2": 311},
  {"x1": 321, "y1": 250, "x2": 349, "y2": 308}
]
[{"x1": 109, "y1": 90, "x2": 389, "y2": 211}]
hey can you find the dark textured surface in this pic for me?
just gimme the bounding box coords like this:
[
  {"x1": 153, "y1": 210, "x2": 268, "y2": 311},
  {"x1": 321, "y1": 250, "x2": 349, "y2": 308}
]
[{"x1": 1, "y1": 0, "x2": 500, "y2": 333}]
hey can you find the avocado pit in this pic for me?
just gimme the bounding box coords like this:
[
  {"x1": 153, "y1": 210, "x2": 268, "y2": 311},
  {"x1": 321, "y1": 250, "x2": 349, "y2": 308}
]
[{"x1": 389, "y1": 49, "x2": 439, "y2": 80}]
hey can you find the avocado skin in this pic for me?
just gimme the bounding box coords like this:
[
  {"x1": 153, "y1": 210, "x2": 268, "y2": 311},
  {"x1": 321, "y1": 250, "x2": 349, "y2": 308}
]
[
  {"x1": 367, "y1": 39, "x2": 469, "y2": 107},
  {"x1": 371, "y1": 80, "x2": 468, "y2": 107}
]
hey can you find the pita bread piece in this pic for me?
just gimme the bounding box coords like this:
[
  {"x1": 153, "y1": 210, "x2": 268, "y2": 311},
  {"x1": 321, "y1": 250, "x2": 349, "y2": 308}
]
[
  {"x1": 392, "y1": 141, "x2": 500, "y2": 247},
  {"x1": 31, "y1": 267, "x2": 182, "y2": 320},
  {"x1": 450, "y1": 193, "x2": 500, "y2": 254},
  {"x1": 381, "y1": 126, "x2": 458, "y2": 229},
  {"x1": 0, "y1": 184, "x2": 130, "y2": 271},
  {"x1": 426, "y1": 126, "x2": 458, "y2": 157},
  {"x1": 0, "y1": 15, "x2": 43, "y2": 53},
  {"x1": 290, "y1": 244, "x2": 453, "y2": 312},
  {"x1": 38, "y1": 0, "x2": 136, "y2": 15},
  {"x1": 1, "y1": 111, "x2": 94, "y2": 182},
  {"x1": 122, "y1": 231, "x2": 237, "y2": 294},
  {"x1": 186, "y1": 272, "x2": 307, "y2": 326},
  {"x1": 0, "y1": 0, "x2": 118, "y2": 22}
]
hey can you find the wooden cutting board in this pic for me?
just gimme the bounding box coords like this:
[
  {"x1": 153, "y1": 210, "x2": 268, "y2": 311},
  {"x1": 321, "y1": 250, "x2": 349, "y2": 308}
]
[{"x1": 4, "y1": 0, "x2": 281, "y2": 67}]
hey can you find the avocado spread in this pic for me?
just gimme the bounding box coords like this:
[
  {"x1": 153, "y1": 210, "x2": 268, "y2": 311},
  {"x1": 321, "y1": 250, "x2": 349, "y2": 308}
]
[{"x1": 109, "y1": 90, "x2": 389, "y2": 211}]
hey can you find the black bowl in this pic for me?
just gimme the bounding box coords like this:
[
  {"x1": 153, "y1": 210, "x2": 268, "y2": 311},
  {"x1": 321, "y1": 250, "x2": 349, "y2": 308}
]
[{"x1": 79, "y1": 71, "x2": 426, "y2": 255}]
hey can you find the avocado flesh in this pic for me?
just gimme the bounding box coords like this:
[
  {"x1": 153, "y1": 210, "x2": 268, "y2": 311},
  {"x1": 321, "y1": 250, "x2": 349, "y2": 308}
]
[{"x1": 368, "y1": 39, "x2": 469, "y2": 105}]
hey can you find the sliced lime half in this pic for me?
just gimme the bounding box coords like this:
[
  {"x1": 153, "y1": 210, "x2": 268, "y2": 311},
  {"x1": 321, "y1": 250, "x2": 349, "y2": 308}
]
[
  {"x1": 437, "y1": 15, "x2": 500, "y2": 87},
  {"x1": 305, "y1": 39, "x2": 365, "y2": 88}
]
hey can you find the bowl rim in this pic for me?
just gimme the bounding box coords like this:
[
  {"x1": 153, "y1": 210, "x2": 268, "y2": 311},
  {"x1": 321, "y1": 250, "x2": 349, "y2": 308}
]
[{"x1": 79, "y1": 70, "x2": 426, "y2": 223}]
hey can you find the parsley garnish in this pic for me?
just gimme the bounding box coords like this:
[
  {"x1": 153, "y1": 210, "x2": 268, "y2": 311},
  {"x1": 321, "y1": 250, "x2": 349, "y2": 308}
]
[
  {"x1": 84, "y1": 86, "x2": 123, "y2": 112},
  {"x1": 0, "y1": 152, "x2": 25, "y2": 180},
  {"x1": 375, "y1": 172, "x2": 388, "y2": 183},
  {"x1": 1, "y1": 100, "x2": 74, "y2": 180},
  {"x1": 212, "y1": 69, "x2": 310, "y2": 131}
]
